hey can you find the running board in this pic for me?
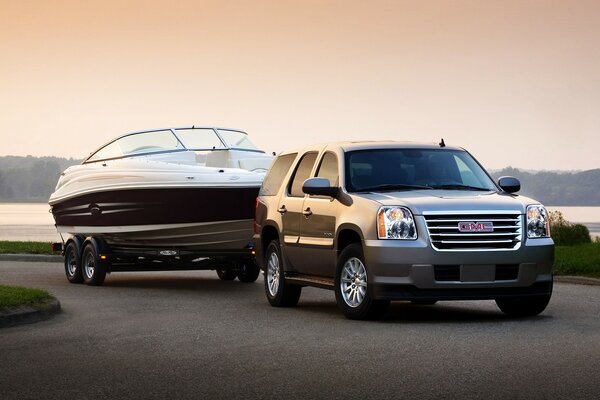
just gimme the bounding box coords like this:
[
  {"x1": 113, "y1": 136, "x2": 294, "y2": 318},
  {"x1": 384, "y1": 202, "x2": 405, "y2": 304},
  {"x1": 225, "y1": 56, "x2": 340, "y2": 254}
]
[{"x1": 285, "y1": 274, "x2": 334, "y2": 289}]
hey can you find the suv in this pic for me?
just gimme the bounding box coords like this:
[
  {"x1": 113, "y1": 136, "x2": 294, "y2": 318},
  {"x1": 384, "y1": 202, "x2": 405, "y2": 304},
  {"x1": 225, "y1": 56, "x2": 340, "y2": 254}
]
[{"x1": 254, "y1": 141, "x2": 554, "y2": 320}]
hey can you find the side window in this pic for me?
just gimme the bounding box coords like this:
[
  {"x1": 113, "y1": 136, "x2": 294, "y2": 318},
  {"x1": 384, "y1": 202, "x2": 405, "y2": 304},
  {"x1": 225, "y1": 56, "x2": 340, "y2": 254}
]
[
  {"x1": 288, "y1": 152, "x2": 318, "y2": 197},
  {"x1": 315, "y1": 152, "x2": 339, "y2": 186},
  {"x1": 259, "y1": 153, "x2": 297, "y2": 196}
]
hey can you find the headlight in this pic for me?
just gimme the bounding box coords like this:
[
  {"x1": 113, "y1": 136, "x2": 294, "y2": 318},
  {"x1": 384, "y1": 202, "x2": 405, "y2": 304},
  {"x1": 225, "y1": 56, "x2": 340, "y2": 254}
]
[
  {"x1": 377, "y1": 206, "x2": 417, "y2": 240},
  {"x1": 527, "y1": 205, "x2": 550, "y2": 238}
]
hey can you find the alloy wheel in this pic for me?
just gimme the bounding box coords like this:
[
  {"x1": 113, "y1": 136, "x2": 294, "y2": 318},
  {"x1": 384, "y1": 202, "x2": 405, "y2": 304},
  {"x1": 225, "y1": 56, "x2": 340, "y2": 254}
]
[
  {"x1": 267, "y1": 251, "x2": 280, "y2": 296},
  {"x1": 340, "y1": 257, "x2": 367, "y2": 308}
]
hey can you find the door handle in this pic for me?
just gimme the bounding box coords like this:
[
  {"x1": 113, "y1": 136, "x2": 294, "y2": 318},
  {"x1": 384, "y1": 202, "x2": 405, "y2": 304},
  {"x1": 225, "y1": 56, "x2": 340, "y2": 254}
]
[
  {"x1": 277, "y1": 206, "x2": 287, "y2": 214},
  {"x1": 302, "y1": 208, "x2": 313, "y2": 217}
]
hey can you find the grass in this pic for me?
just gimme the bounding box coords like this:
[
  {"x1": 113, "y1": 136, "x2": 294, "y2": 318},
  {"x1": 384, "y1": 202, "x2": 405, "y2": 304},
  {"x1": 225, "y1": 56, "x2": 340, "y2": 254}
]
[
  {"x1": 0, "y1": 241, "x2": 54, "y2": 254},
  {"x1": 0, "y1": 240, "x2": 599, "y2": 278},
  {"x1": 0, "y1": 284, "x2": 54, "y2": 310},
  {"x1": 553, "y1": 242, "x2": 600, "y2": 278}
]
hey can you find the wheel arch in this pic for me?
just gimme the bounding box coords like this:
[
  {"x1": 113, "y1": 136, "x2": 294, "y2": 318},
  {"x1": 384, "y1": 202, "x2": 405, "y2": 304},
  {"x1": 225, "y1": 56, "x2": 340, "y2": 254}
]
[
  {"x1": 260, "y1": 222, "x2": 280, "y2": 257},
  {"x1": 336, "y1": 224, "x2": 364, "y2": 255},
  {"x1": 64, "y1": 235, "x2": 84, "y2": 257}
]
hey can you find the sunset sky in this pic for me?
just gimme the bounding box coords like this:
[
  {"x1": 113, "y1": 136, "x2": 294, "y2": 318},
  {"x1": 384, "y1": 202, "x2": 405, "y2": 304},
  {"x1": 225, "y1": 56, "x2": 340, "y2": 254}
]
[{"x1": 1, "y1": 0, "x2": 599, "y2": 170}]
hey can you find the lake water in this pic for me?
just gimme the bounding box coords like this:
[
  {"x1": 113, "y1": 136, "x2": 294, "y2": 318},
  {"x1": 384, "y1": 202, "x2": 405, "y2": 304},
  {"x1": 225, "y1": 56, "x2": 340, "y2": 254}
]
[{"x1": 0, "y1": 203, "x2": 599, "y2": 242}]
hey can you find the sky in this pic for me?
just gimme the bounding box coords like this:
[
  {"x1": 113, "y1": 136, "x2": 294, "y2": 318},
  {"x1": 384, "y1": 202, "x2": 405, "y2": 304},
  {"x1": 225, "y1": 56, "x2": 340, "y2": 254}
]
[{"x1": 1, "y1": 0, "x2": 599, "y2": 171}]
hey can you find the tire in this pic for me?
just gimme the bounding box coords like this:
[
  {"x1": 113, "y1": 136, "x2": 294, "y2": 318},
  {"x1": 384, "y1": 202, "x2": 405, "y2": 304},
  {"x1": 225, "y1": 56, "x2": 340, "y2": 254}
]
[
  {"x1": 334, "y1": 244, "x2": 389, "y2": 320},
  {"x1": 216, "y1": 269, "x2": 237, "y2": 281},
  {"x1": 237, "y1": 261, "x2": 260, "y2": 283},
  {"x1": 81, "y1": 243, "x2": 107, "y2": 286},
  {"x1": 496, "y1": 295, "x2": 552, "y2": 317},
  {"x1": 264, "y1": 240, "x2": 301, "y2": 307},
  {"x1": 496, "y1": 279, "x2": 553, "y2": 317},
  {"x1": 64, "y1": 241, "x2": 83, "y2": 284}
]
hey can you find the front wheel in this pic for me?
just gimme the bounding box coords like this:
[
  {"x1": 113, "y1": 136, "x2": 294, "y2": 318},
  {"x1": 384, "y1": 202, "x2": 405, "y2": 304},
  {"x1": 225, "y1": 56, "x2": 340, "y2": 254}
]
[
  {"x1": 495, "y1": 294, "x2": 552, "y2": 317},
  {"x1": 334, "y1": 244, "x2": 389, "y2": 320},
  {"x1": 81, "y1": 243, "x2": 107, "y2": 286},
  {"x1": 64, "y1": 242, "x2": 83, "y2": 284},
  {"x1": 264, "y1": 240, "x2": 301, "y2": 307}
]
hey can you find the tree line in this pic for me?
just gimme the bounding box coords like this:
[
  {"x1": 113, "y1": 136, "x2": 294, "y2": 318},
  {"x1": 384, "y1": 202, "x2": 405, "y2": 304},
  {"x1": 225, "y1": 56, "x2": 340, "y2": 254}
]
[
  {"x1": 0, "y1": 156, "x2": 80, "y2": 201},
  {"x1": 0, "y1": 156, "x2": 598, "y2": 205},
  {"x1": 490, "y1": 167, "x2": 600, "y2": 206}
]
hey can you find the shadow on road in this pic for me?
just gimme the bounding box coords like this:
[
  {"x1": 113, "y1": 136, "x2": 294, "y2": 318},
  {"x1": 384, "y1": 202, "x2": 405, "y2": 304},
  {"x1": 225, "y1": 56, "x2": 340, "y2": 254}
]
[
  {"x1": 101, "y1": 274, "x2": 259, "y2": 294},
  {"x1": 293, "y1": 299, "x2": 553, "y2": 324}
]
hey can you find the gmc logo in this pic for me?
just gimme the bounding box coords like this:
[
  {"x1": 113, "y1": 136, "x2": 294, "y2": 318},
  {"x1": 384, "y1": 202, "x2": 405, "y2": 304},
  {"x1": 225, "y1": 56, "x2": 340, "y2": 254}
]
[{"x1": 458, "y1": 221, "x2": 494, "y2": 233}]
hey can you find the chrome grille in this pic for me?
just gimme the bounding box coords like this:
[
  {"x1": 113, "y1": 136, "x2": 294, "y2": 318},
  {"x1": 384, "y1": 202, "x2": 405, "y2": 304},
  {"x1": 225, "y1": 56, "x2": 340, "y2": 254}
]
[{"x1": 424, "y1": 211, "x2": 522, "y2": 251}]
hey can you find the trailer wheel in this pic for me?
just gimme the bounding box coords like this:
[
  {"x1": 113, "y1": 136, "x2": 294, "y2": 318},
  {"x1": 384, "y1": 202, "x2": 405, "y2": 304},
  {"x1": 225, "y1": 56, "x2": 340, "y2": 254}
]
[
  {"x1": 237, "y1": 261, "x2": 260, "y2": 283},
  {"x1": 82, "y1": 243, "x2": 107, "y2": 286},
  {"x1": 64, "y1": 242, "x2": 83, "y2": 284},
  {"x1": 216, "y1": 269, "x2": 237, "y2": 281}
]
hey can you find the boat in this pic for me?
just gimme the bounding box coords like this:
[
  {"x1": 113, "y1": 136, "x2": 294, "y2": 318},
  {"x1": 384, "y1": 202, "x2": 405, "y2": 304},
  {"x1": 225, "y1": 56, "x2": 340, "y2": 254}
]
[{"x1": 49, "y1": 127, "x2": 273, "y2": 285}]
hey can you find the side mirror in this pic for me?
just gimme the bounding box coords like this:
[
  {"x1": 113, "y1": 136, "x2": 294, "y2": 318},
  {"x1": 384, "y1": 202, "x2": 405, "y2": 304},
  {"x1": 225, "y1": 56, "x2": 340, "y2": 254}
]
[
  {"x1": 498, "y1": 176, "x2": 520, "y2": 193},
  {"x1": 302, "y1": 177, "x2": 339, "y2": 198}
]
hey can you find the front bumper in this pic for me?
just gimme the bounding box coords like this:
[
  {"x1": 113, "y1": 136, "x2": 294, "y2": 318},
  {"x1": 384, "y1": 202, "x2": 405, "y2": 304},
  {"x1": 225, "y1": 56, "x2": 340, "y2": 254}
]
[{"x1": 363, "y1": 237, "x2": 554, "y2": 301}]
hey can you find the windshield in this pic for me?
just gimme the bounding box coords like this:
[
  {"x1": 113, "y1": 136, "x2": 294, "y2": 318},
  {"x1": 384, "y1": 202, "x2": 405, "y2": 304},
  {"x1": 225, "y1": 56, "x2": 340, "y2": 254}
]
[
  {"x1": 175, "y1": 128, "x2": 227, "y2": 150},
  {"x1": 345, "y1": 148, "x2": 497, "y2": 192},
  {"x1": 217, "y1": 129, "x2": 260, "y2": 151},
  {"x1": 86, "y1": 130, "x2": 184, "y2": 162}
]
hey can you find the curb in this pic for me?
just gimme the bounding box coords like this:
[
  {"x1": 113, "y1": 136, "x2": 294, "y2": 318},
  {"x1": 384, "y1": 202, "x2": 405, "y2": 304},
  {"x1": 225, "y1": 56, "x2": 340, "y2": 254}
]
[
  {"x1": 0, "y1": 254, "x2": 62, "y2": 263},
  {"x1": 554, "y1": 275, "x2": 600, "y2": 286},
  {"x1": 0, "y1": 298, "x2": 62, "y2": 328}
]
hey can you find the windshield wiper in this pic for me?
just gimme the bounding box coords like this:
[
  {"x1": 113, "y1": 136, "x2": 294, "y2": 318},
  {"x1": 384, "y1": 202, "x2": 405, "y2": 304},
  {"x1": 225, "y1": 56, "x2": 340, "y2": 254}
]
[
  {"x1": 355, "y1": 184, "x2": 434, "y2": 192},
  {"x1": 431, "y1": 184, "x2": 491, "y2": 191}
]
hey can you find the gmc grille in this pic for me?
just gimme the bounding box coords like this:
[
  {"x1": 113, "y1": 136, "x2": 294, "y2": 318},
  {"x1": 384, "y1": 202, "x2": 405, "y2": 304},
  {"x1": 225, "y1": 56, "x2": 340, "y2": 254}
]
[{"x1": 424, "y1": 212, "x2": 522, "y2": 251}]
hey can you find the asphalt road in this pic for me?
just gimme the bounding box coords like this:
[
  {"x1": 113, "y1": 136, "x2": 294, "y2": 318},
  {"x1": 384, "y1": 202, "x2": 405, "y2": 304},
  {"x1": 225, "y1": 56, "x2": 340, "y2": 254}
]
[{"x1": 1, "y1": 261, "x2": 599, "y2": 400}]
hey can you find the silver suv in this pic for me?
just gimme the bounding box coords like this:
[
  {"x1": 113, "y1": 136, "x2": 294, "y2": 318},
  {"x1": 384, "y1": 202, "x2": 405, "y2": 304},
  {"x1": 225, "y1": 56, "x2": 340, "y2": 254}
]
[{"x1": 254, "y1": 141, "x2": 553, "y2": 319}]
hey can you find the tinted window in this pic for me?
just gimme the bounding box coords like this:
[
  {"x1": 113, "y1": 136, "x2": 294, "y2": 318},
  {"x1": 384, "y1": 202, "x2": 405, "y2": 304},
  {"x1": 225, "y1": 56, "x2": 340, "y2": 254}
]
[
  {"x1": 289, "y1": 152, "x2": 318, "y2": 197},
  {"x1": 260, "y1": 153, "x2": 297, "y2": 196},
  {"x1": 316, "y1": 152, "x2": 339, "y2": 186},
  {"x1": 345, "y1": 149, "x2": 496, "y2": 192}
]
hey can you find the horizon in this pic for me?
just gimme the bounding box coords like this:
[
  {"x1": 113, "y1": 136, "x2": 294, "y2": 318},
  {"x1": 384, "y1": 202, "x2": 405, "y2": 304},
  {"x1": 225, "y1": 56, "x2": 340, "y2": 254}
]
[
  {"x1": 1, "y1": 1, "x2": 599, "y2": 171},
  {"x1": 2, "y1": 153, "x2": 599, "y2": 174}
]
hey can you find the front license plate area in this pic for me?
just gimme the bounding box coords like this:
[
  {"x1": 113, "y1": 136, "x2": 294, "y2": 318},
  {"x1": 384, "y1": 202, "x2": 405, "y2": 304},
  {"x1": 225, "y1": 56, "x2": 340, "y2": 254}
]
[{"x1": 461, "y1": 264, "x2": 495, "y2": 282}]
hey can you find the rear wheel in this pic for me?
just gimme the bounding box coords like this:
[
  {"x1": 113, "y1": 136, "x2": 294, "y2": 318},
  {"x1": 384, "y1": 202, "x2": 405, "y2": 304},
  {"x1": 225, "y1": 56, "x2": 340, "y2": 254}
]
[
  {"x1": 334, "y1": 244, "x2": 389, "y2": 320},
  {"x1": 82, "y1": 243, "x2": 107, "y2": 286},
  {"x1": 216, "y1": 269, "x2": 237, "y2": 281},
  {"x1": 237, "y1": 261, "x2": 261, "y2": 283},
  {"x1": 264, "y1": 240, "x2": 301, "y2": 307},
  {"x1": 64, "y1": 242, "x2": 83, "y2": 284}
]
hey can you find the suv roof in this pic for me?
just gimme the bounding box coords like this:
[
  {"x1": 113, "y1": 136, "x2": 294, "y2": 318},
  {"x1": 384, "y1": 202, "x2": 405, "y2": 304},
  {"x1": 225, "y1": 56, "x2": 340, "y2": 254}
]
[{"x1": 277, "y1": 140, "x2": 464, "y2": 155}]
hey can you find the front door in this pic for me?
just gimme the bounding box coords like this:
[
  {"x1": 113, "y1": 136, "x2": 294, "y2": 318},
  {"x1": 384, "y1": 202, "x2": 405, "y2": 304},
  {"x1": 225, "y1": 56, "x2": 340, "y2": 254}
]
[{"x1": 296, "y1": 151, "x2": 340, "y2": 277}]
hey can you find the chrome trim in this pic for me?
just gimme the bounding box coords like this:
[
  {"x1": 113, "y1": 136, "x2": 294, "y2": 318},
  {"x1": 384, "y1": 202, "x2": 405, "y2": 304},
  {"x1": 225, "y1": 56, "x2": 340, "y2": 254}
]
[{"x1": 424, "y1": 211, "x2": 523, "y2": 252}]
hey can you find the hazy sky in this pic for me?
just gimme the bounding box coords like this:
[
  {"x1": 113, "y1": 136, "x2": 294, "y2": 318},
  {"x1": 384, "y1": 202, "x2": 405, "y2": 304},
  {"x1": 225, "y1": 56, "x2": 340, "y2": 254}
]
[{"x1": 1, "y1": 0, "x2": 599, "y2": 170}]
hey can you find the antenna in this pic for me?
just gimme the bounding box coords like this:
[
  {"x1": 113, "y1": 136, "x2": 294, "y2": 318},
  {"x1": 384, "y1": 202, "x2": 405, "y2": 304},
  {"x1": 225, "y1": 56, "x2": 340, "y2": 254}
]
[{"x1": 439, "y1": 138, "x2": 445, "y2": 147}]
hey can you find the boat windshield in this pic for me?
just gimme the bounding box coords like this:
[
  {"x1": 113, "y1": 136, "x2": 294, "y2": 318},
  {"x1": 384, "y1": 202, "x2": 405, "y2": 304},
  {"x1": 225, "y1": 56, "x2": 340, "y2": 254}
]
[
  {"x1": 216, "y1": 129, "x2": 260, "y2": 151},
  {"x1": 345, "y1": 148, "x2": 497, "y2": 192},
  {"x1": 175, "y1": 128, "x2": 227, "y2": 150},
  {"x1": 86, "y1": 130, "x2": 184, "y2": 163}
]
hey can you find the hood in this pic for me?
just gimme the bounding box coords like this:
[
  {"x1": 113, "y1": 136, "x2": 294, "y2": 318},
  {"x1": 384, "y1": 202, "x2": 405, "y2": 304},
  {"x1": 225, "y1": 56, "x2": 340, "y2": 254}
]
[{"x1": 356, "y1": 190, "x2": 542, "y2": 215}]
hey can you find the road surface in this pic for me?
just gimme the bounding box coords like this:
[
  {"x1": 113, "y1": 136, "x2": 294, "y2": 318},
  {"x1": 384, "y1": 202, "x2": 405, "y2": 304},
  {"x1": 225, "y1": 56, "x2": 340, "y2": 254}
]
[{"x1": 1, "y1": 261, "x2": 599, "y2": 399}]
